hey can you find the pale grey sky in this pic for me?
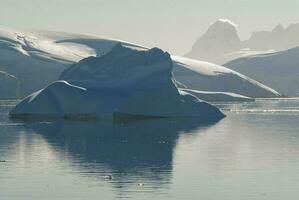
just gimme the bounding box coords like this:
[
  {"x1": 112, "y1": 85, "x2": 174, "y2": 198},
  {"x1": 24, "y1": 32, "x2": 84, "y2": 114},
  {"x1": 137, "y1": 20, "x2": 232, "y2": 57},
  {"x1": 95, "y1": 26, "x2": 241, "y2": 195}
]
[{"x1": 0, "y1": 0, "x2": 299, "y2": 55}]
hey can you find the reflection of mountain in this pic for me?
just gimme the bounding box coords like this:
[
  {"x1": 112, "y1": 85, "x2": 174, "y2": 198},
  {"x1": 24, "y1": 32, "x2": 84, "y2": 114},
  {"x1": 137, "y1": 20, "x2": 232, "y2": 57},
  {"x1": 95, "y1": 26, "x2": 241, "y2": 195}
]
[{"x1": 26, "y1": 118, "x2": 219, "y2": 189}]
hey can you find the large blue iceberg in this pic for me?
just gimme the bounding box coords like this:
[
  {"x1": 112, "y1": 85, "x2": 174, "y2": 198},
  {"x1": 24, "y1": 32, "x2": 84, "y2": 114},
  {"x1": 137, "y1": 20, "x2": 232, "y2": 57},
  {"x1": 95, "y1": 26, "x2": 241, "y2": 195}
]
[{"x1": 10, "y1": 45, "x2": 225, "y2": 120}]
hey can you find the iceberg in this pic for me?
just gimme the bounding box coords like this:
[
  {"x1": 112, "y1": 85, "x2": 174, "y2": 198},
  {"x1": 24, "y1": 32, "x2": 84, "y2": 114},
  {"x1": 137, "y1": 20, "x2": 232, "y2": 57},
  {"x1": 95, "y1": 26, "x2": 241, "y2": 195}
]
[{"x1": 10, "y1": 45, "x2": 225, "y2": 120}]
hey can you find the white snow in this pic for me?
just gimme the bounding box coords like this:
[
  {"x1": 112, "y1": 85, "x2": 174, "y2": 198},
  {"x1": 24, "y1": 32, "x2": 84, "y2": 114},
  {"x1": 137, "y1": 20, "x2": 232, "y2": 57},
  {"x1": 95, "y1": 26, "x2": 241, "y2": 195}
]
[
  {"x1": 186, "y1": 19, "x2": 242, "y2": 64},
  {"x1": 172, "y1": 56, "x2": 280, "y2": 98},
  {"x1": 10, "y1": 46, "x2": 225, "y2": 120},
  {"x1": 180, "y1": 89, "x2": 254, "y2": 102},
  {"x1": 172, "y1": 56, "x2": 232, "y2": 76},
  {"x1": 217, "y1": 19, "x2": 238, "y2": 28}
]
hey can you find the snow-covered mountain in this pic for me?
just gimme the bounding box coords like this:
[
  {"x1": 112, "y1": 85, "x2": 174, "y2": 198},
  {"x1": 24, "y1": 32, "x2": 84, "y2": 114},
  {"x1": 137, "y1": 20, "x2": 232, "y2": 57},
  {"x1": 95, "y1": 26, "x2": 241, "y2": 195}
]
[
  {"x1": 244, "y1": 23, "x2": 299, "y2": 51},
  {"x1": 0, "y1": 26, "x2": 280, "y2": 99},
  {"x1": 0, "y1": 70, "x2": 19, "y2": 99},
  {"x1": 0, "y1": 27, "x2": 69, "y2": 96},
  {"x1": 10, "y1": 45, "x2": 225, "y2": 120},
  {"x1": 225, "y1": 47, "x2": 299, "y2": 97},
  {"x1": 0, "y1": 26, "x2": 143, "y2": 96},
  {"x1": 172, "y1": 56, "x2": 280, "y2": 98},
  {"x1": 186, "y1": 19, "x2": 242, "y2": 65},
  {"x1": 187, "y1": 20, "x2": 299, "y2": 65}
]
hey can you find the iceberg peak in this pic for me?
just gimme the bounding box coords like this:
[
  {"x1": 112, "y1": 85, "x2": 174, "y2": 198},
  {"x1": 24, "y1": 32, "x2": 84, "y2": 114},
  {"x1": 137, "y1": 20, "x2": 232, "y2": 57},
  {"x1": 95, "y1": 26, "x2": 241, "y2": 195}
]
[{"x1": 60, "y1": 44, "x2": 172, "y2": 87}]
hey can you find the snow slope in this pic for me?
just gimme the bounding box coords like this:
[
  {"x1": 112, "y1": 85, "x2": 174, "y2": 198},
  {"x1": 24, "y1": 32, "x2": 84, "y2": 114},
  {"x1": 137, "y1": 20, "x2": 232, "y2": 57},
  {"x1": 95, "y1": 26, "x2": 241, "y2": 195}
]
[
  {"x1": 0, "y1": 26, "x2": 280, "y2": 99},
  {"x1": 172, "y1": 56, "x2": 280, "y2": 98},
  {"x1": 180, "y1": 89, "x2": 254, "y2": 102},
  {"x1": 0, "y1": 27, "x2": 70, "y2": 96},
  {"x1": 225, "y1": 47, "x2": 299, "y2": 97},
  {"x1": 10, "y1": 45, "x2": 225, "y2": 120},
  {"x1": 0, "y1": 26, "x2": 145, "y2": 96},
  {"x1": 0, "y1": 70, "x2": 18, "y2": 99}
]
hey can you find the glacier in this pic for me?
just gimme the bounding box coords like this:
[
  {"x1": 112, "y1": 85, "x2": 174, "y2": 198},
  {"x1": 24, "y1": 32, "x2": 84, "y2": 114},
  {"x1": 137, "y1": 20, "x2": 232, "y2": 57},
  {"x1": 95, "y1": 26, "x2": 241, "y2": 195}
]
[{"x1": 225, "y1": 47, "x2": 299, "y2": 97}]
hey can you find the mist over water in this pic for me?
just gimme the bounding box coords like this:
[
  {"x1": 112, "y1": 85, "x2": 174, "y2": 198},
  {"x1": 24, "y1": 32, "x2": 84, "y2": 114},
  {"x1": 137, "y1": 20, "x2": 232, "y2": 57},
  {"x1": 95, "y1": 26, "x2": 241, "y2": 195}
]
[{"x1": 1, "y1": 99, "x2": 299, "y2": 200}]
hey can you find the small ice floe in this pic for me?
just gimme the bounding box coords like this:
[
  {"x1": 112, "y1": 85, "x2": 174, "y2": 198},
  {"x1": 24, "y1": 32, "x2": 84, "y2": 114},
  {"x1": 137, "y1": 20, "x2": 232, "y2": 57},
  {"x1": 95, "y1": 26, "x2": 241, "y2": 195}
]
[{"x1": 104, "y1": 175, "x2": 113, "y2": 180}]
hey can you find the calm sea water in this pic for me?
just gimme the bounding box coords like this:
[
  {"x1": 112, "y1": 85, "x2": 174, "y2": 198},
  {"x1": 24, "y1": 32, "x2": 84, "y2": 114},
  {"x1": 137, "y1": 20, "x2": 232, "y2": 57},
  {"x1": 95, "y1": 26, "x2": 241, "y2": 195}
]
[{"x1": 1, "y1": 99, "x2": 299, "y2": 200}]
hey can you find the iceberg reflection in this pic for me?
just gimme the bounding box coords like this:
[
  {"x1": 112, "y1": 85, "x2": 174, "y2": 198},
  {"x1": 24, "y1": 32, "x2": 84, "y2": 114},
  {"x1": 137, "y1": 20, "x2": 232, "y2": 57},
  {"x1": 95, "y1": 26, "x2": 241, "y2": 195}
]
[{"x1": 26, "y1": 118, "x2": 220, "y2": 190}]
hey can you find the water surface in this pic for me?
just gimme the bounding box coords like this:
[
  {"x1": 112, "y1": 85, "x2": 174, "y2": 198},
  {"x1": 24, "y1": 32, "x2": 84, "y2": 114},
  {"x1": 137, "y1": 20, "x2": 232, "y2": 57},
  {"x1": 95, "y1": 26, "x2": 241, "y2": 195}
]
[{"x1": 1, "y1": 99, "x2": 299, "y2": 200}]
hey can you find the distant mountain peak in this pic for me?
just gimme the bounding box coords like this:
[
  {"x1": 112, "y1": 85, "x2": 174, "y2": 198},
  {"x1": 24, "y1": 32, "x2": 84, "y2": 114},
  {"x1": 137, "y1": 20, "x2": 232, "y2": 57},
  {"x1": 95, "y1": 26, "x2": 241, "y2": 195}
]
[
  {"x1": 206, "y1": 19, "x2": 239, "y2": 38},
  {"x1": 187, "y1": 19, "x2": 299, "y2": 65},
  {"x1": 216, "y1": 19, "x2": 238, "y2": 28},
  {"x1": 186, "y1": 19, "x2": 241, "y2": 64}
]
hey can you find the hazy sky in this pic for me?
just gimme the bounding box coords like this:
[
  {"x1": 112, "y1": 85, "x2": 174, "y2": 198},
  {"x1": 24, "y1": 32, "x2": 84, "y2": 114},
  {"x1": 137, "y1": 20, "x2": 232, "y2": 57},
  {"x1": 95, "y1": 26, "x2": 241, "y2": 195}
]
[{"x1": 1, "y1": 0, "x2": 299, "y2": 55}]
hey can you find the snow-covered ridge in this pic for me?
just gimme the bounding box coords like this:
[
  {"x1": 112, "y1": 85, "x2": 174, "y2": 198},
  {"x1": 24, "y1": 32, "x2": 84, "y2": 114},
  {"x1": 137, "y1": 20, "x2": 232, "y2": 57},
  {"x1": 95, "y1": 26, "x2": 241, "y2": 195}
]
[
  {"x1": 217, "y1": 19, "x2": 238, "y2": 27},
  {"x1": 225, "y1": 46, "x2": 299, "y2": 96},
  {"x1": 0, "y1": 25, "x2": 280, "y2": 99},
  {"x1": 0, "y1": 26, "x2": 146, "y2": 63},
  {"x1": 10, "y1": 46, "x2": 225, "y2": 120},
  {"x1": 172, "y1": 56, "x2": 232, "y2": 76},
  {"x1": 180, "y1": 89, "x2": 254, "y2": 102},
  {"x1": 0, "y1": 26, "x2": 149, "y2": 96},
  {"x1": 172, "y1": 56, "x2": 281, "y2": 98}
]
